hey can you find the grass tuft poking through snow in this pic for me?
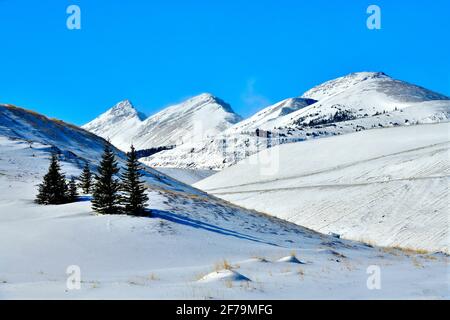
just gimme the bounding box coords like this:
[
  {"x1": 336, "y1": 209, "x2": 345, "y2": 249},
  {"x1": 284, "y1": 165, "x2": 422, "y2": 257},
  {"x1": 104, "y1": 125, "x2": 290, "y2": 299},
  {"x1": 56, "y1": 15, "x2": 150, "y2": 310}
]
[
  {"x1": 277, "y1": 253, "x2": 305, "y2": 264},
  {"x1": 214, "y1": 259, "x2": 233, "y2": 271}
]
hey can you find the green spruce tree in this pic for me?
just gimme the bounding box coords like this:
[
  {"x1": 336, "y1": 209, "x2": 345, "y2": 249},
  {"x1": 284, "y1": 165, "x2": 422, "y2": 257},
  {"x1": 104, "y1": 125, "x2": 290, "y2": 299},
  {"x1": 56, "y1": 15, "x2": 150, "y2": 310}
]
[
  {"x1": 121, "y1": 145, "x2": 149, "y2": 216},
  {"x1": 36, "y1": 153, "x2": 69, "y2": 205},
  {"x1": 68, "y1": 176, "x2": 79, "y2": 202},
  {"x1": 78, "y1": 162, "x2": 92, "y2": 194},
  {"x1": 92, "y1": 143, "x2": 121, "y2": 214}
]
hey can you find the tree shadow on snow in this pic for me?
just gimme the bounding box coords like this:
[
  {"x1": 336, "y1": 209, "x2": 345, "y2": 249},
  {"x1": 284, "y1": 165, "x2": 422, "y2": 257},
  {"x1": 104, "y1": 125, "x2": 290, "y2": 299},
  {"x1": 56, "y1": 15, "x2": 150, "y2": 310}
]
[
  {"x1": 76, "y1": 196, "x2": 92, "y2": 202},
  {"x1": 152, "y1": 209, "x2": 278, "y2": 247}
]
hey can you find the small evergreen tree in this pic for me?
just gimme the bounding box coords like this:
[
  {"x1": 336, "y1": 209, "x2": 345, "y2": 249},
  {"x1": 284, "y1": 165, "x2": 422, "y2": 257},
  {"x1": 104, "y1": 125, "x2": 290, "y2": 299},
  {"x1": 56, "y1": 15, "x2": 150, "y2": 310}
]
[
  {"x1": 121, "y1": 145, "x2": 149, "y2": 216},
  {"x1": 67, "y1": 176, "x2": 79, "y2": 202},
  {"x1": 36, "y1": 153, "x2": 68, "y2": 205},
  {"x1": 92, "y1": 143, "x2": 121, "y2": 214},
  {"x1": 78, "y1": 162, "x2": 92, "y2": 194}
]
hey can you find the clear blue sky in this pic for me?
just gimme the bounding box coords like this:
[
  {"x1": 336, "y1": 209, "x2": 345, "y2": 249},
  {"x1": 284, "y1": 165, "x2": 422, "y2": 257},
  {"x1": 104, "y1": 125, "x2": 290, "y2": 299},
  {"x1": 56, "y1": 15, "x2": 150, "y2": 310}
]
[{"x1": 0, "y1": 0, "x2": 449, "y2": 125}]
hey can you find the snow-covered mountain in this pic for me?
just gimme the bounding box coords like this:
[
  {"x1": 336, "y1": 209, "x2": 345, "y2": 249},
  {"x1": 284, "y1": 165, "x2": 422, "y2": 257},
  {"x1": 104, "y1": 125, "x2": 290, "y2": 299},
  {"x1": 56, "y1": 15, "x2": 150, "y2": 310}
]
[
  {"x1": 83, "y1": 93, "x2": 242, "y2": 151},
  {"x1": 226, "y1": 97, "x2": 316, "y2": 134},
  {"x1": 302, "y1": 71, "x2": 448, "y2": 102},
  {"x1": 268, "y1": 71, "x2": 449, "y2": 130},
  {"x1": 81, "y1": 100, "x2": 147, "y2": 152},
  {"x1": 1, "y1": 103, "x2": 447, "y2": 299},
  {"x1": 195, "y1": 122, "x2": 450, "y2": 253},
  {"x1": 144, "y1": 72, "x2": 450, "y2": 170}
]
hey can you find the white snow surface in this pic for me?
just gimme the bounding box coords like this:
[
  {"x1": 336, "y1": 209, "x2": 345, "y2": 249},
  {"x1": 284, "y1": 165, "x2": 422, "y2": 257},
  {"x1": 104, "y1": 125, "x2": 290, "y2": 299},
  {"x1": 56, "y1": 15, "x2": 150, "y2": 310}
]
[
  {"x1": 270, "y1": 71, "x2": 449, "y2": 130},
  {"x1": 302, "y1": 72, "x2": 448, "y2": 102},
  {"x1": 79, "y1": 100, "x2": 146, "y2": 152},
  {"x1": 1, "y1": 104, "x2": 448, "y2": 299},
  {"x1": 83, "y1": 94, "x2": 242, "y2": 151},
  {"x1": 225, "y1": 97, "x2": 316, "y2": 134},
  {"x1": 195, "y1": 123, "x2": 450, "y2": 253},
  {"x1": 146, "y1": 72, "x2": 450, "y2": 170},
  {"x1": 154, "y1": 167, "x2": 217, "y2": 185}
]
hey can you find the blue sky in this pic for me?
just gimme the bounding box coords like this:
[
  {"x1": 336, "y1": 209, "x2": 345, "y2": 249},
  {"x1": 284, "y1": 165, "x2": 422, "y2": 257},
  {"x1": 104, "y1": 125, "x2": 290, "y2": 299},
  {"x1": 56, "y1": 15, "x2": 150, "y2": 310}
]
[{"x1": 0, "y1": 0, "x2": 449, "y2": 125}]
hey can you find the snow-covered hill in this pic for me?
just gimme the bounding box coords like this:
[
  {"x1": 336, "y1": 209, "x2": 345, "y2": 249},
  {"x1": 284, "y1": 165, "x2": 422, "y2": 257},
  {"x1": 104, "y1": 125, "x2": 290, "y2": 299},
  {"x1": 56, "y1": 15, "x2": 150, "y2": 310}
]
[
  {"x1": 83, "y1": 94, "x2": 242, "y2": 151},
  {"x1": 1, "y1": 104, "x2": 447, "y2": 299},
  {"x1": 145, "y1": 72, "x2": 450, "y2": 170},
  {"x1": 0, "y1": 104, "x2": 119, "y2": 164},
  {"x1": 0, "y1": 103, "x2": 185, "y2": 191},
  {"x1": 269, "y1": 71, "x2": 449, "y2": 130},
  {"x1": 154, "y1": 167, "x2": 217, "y2": 185},
  {"x1": 81, "y1": 100, "x2": 146, "y2": 152},
  {"x1": 302, "y1": 72, "x2": 448, "y2": 102},
  {"x1": 226, "y1": 97, "x2": 316, "y2": 134},
  {"x1": 195, "y1": 123, "x2": 450, "y2": 253}
]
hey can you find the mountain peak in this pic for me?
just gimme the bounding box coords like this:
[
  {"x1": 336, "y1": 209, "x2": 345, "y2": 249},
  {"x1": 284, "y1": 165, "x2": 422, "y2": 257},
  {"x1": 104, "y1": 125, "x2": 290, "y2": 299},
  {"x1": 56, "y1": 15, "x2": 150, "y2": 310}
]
[
  {"x1": 182, "y1": 93, "x2": 217, "y2": 106},
  {"x1": 84, "y1": 94, "x2": 241, "y2": 151},
  {"x1": 302, "y1": 72, "x2": 393, "y2": 101},
  {"x1": 82, "y1": 100, "x2": 147, "y2": 149},
  {"x1": 174, "y1": 93, "x2": 238, "y2": 116},
  {"x1": 345, "y1": 71, "x2": 389, "y2": 79},
  {"x1": 103, "y1": 100, "x2": 146, "y2": 121},
  {"x1": 112, "y1": 99, "x2": 133, "y2": 110},
  {"x1": 195, "y1": 92, "x2": 215, "y2": 100},
  {"x1": 302, "y1": 71, "x2": 449, "y2": 102}
]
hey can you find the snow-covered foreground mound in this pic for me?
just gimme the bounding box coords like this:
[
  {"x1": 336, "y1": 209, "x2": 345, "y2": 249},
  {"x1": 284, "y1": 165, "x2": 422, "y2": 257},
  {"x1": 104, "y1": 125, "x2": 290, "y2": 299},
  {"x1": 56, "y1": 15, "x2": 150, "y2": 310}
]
[
  {"x1": 195, "y1": 123, "x2": 450, "y2": 253},
  {"x1": 0, "y1": 108, "x2": 448, "y2": 299}
]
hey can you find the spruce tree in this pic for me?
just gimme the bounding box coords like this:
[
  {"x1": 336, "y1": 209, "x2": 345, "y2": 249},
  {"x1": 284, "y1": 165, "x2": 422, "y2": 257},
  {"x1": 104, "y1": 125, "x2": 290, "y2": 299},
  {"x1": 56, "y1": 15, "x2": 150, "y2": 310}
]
[
  {"x1": 92, "y1": 143, "x2": 121, "y2": 214},
  {"x1": 68, "y1": 176, "x2": 79, "y2": 202},
  {"x1": 36, "y1": 153, "x2": 69, "y2": 205},
  {"x1": 78, "y1": 162, "x2": 92, "y2": 194},
  {"x1": 121, "y1": 145, "x2": 149, "y2": 216}
]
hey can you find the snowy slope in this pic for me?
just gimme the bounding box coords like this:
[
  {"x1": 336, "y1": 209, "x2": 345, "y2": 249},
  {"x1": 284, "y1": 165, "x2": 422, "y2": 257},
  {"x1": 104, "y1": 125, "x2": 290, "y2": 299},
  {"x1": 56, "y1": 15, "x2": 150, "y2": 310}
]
[
  {"x1": 1, "y1": 104, "x2": 448, "y2": 299},
  {"x1": 83, "y1": 94, "x2": 242, "y2": 151},
  {"x1": 0, "y1": 104, "x2": 187, "y2": 191},
  {"x1": 226, "y1": 97, "x2": 316, "y2": 134},
  {"x1": 154, "y1": 167, "x2": 217, "y2": 185},
  {"x1": 146, "y1": 72, "x2": 450, "y2": 170},
  {"x1": 195, "y1": 123, "x2": 450, "y2": 253},
  {"x1": 268, "y1": 71, "x2": 450, "y2": 130},
  {"x1": 144, "y1": 101, "x2": 450, "y2": 170},
  {"x1": 302, "y1": 72, "x2": 448, "y2": 102}
]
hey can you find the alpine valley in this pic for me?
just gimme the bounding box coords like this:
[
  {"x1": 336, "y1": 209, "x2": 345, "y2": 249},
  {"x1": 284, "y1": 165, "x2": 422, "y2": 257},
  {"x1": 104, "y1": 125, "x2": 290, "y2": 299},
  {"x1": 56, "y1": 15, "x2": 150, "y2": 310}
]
[{"x1": 1, "y1": 72, "x2": 449, "y2": 299}]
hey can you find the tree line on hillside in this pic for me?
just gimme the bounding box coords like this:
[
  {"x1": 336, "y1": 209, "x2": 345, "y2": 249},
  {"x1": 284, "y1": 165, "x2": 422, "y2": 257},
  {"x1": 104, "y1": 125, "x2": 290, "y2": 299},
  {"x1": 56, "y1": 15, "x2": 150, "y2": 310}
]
[
  {"x1": 134, "y1": 145, "x2": 175, "y2": 159},
  {"x1": 35, "y1": 144, "x2": 149, "y2": 216}
]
